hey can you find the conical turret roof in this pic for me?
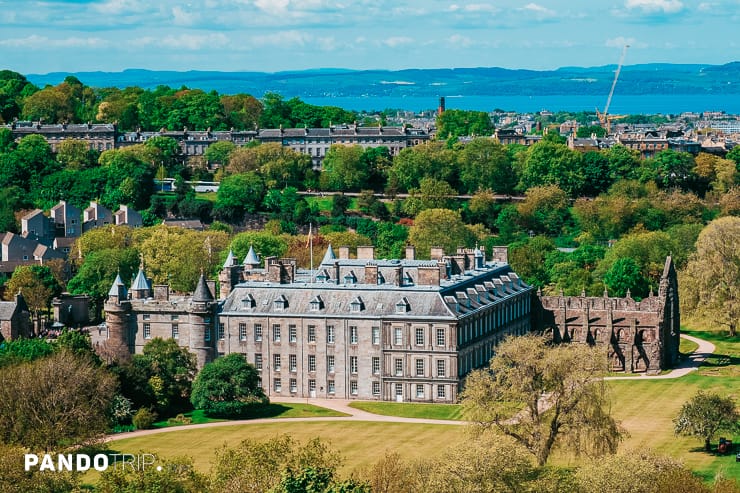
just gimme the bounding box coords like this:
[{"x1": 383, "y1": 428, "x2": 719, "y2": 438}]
[
  {"x1": 192, "y1": 273, "x2": 214, "y2": 302},
  {"x1": 108, "y1": 273, "x2": 127, "y2": 297},
  {"x1": 223, "y1": 249, "x2": 236, "y2": 268},
  {"x1": 130, "y1": 268, "x2": 149, "y2": 291},
  {"x1": 320, "y1": 244, "x2": 336, "y2": 265},
  {"x1": 243, "y1": 245, "x2": 260, "y2": 266}
]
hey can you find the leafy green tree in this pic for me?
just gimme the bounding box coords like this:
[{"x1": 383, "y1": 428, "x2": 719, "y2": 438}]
[
  {"x1": 0, "y1": 443, "x2": 80, "y2": 492},
  {"x1": 493, "y1": 205, "x2": 523, "y2": 243},
  {"x1": 516, "y1": 185, "x2": 571, "y2": 236},
  {"x1": 191, "y1": 353, "x2": 268, "y2": 418},
  {"x1": 21, "y1": 84, "x2": 75, "y2": 122},
  {"x1": 133, "y1": 338, "x2": 197, "y2": 415},
  {"x1": 576, "y1": 125, "x2": 606, "y2": 138},
  {"x1": 437, "y1": 109, "x2": 493, "y2": 140},
  {"x1": 56, "y1": 138, "x2": 98, "y2": 170},
  {"x1": 221, "y1": 93, "x2": 263, "y2": 130},
  {"x1": 205, "y1": 140, "x2": 236, "y2": 167},
  {"x1": 0, "y1": 70, "x2": 35, "y2": 123},
  {"x1": 458, "y1": 138, "x2": 516, "y2": 194},
  {"x1": 214, "y1": 172, "x2": 265, "y2": 222},
  {"x1": 509, "y1": 236, "x2": 557, "y2": 288},
  {"x1": 5, "y1": 265, "x2": 62, "y2": 334},
  {"x1": 56, "y1": 329, "x2": 101, "y2": 364},
  {"x1": 402, "y1": 178, "x2": 457, "y2": 216},
  {"x1": 97, "y1": 455, "x2": 208, "y2": 493},
  {"x1": 641, "y1": 149, "x2": 697, "y2": 191},
  {"x1": 0, "y1": 134, "x2": 60, "y2": 190},
  {"x1": 408, "y1": 208, "x2": 476, "y2": 259},
  {"x1": 320, "y1": 145, "x2": 367, "y2": 191},
  {"x1": 674, "y1": 390, "x2": 740, "y2": 451},
  {"x1": 0, "y1": 350, "x2": 116, "y2": 450},
  {"x1": 462, "y1": 335, "x2": 622, "y2": 466},
  {"x1": 603, "y1": 257, "x2": 649, "y2": 298},
  {"x1": 580, "y1": 151, "x2": 613, "y2": 196},
  {"x1": 375, "y1": 222, "x2": 409, "y2": 259},
  {"x1": 680, "y1": 216, "x2": 740, "y2": 336},
  {"x1": 331, "y1": 193, "x2": 351, "y2": 218},
  {"x1": 517, "y1": 139, "x2": 584, "y2": 196},
  {"x1": 597, "y1": 230, "x2": 681, "y2": 288},
  {"x1": 388, "y1": 142, "x2": 457, "y2": 192},
  {"x1": 99, "y1": 146, "x2": 156, "y2": 210},
  {"x1": 0, "y1": 338, "x2": 54, "y2": 368},
  {"x1": 145, "y1": 135, "x2": 181, "y2": 170},
  {"x1": 605, "y1": 144, "x2": 640, "y2": 181}
]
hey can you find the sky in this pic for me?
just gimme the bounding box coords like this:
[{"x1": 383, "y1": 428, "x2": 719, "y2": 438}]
[{"x1": 1, "y1": 0, "x2": 738, "y2": 75}]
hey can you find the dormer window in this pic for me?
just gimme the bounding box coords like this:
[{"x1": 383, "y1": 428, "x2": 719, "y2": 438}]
[
  {"x1": 377, "y1": 272, "x2": 385, "y2": 285},
  {"x1": 395, "y1": 297, "x2": 410, "y2": 314},
  {"x1": 316, "y1": 270, "x2": 330, "y2": 282},
  {"x1": 309, "y1": 295, "x2": 324, "y2": 312},
  {"x1": 343, "y1": 271, "x2": 357, "y2": 285},
  {"x1": 404, "y1": 272, "x2": 414, "y2": 285},
  {"x1": 274, "y1": 295, "x2": 288, "y2": 311},
  {"x1": 350, "y1": 296, "x2": 364, "y2": 313},
  {"x1": 241, "y1": 294, "x2": 255, "y2": 309}
]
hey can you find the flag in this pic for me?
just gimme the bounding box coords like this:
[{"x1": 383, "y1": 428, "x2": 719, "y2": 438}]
[{"x1": 306, "y1": 223, "x2": 313, "y2": 248}]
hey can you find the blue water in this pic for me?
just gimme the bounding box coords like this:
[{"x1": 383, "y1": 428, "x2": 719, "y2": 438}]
[{"x1": 302, "y1": 94, "x2": 740, "y2": 115}]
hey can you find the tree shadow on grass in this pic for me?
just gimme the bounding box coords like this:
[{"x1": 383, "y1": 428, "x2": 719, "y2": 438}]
[
  {"x1": 700, "y1": 353, "x2": 740, "y2": 368},
  {"x1": 244, "y1": 403, "x2": 292, "y2": 419}
]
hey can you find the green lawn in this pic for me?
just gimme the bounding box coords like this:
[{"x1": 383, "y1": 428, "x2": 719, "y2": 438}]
[
  {"x1": 305, "y1": 196, "x2": 358, "y2": 212},
  {"x1": 151, "y1": 403, "x2": 348, "y2": 429},
  {"x1": 679, "y1": 336, "x2": 700, "y2": 356},
  {"x1": 348, "y1": 401, "x2": 465, "y2": 420},
  {"x1": 195, "y1": 191, "x2": 218, "y2": 202},
  {"x1": 108, "y1": 421, "x2": 465, "y2": 475}
]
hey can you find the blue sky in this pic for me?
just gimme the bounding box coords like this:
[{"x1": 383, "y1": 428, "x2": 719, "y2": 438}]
[{"x1": 1, "y1": 0, "x2": 737, "y2": 74}]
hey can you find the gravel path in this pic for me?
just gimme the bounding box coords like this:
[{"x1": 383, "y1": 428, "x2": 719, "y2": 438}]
[{"x1": 107, "y1": 333, "x2": 714, "y2": 442}]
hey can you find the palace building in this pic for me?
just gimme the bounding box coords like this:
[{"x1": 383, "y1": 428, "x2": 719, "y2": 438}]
[{"x1": 98, "y1": 246, "x2": 680, "y2": 402}]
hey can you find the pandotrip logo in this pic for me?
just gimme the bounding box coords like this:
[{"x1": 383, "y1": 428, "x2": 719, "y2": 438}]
[{"x1": 24, "y1": 453, "x2": 159, "y2": 472}]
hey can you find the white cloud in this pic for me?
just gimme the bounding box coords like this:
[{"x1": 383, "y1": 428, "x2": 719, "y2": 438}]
[
  {"x1": 131, "y1": 33, "x2": 230, "y2": 50},
  {"x1": 92, "y1": 0, "x2": 149, "y2": 15},
  {"x1": 447, "y1": 34, "x2": 473, "y2": 48},
  {"x1": 382, "y1": 36, "x2": 413, "y2": 48},
  {"x1": 606, "y1": 36, "x2": 647, "y2": 49},
  {"x1": 0, "y1": 35, "x2": 110, "y2": 49},
  {"x1": 250, "y1": 30, "x2": 311, "y2": 47},
  {"x1": 520, "y1": 3, "x2": 556, "y2": 16},
  {"x1": 625, "y1": 0, "x2": 684, "y2": 13},
  {"x1": 172, "y1": 6, "x2": 198, "y2": 26}
]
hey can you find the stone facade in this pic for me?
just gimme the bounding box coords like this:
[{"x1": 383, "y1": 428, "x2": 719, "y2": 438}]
[
  {"x1": 0, "y1": 293, "x2": 33, "y2": 342},
  {"x1": 100, "y1": 246, "x2": 533, "y2": 402},
  {"x1": 533, "y1": 257, "x2": 680, "y2": 373}
]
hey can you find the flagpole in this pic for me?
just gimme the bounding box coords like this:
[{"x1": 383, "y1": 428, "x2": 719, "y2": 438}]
[{"x1": 309, "y1": 223, "x2": 314, "y2": 283}]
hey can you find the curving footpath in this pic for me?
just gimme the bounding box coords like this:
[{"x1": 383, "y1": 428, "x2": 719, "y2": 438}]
[{"x1": 107, "y1": 333, "x2": 714, "y2": 442}]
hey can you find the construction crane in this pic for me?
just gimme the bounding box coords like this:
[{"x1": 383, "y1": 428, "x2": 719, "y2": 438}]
[{"x1": 596, "y1": 44, "x2": 629, "y2": 134}]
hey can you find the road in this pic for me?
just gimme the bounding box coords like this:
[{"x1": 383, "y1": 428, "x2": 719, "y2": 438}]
[{"x1": 107, "y1": 333, "x2": 714, "y2": 442}]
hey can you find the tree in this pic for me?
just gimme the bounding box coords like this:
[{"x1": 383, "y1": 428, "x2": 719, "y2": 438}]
[
  {"x1": 5, "y1": 265, "x2": 62, "y2": 334},
  {"x1": 673, "y1": 390, "x2": 740, "y2": 451},
  {"x1": 0, "y1": 350, "x2": 116, "y2": 450},
  {"x1": 402, "y1": 178, "x2": 457, "y2": 216},
  {"x1": 641, "y1": 149, "x2": 697, "y2": 191},
  {"x1": 461, "y1": 335, "x2": 623, "y2": 466},
  {"x1": 320, "y1": 145, "x2": 367, "y2": 191},
  {"x1": 132, "y1": 338, "x2": 197, "y2": 415},
  {"x1": 458, "y1": 138, "x2": 516, "y2": 194},
  {"x1": 603, "y1": 257, "x2": 649, "y2": 298},
  {"x1": 214, "y1": 172, "x2": 265, "y2": 222},
  {"x1": 191, "y1": 353, "x2": 268, "y2": 417},
  {"x1": 680, "y1": 216, "x2": 740, "y2": 336},
  {"x1": 517, "y1": 140, "x2": 584, "y2": 196},
  {"x1": 516, "y1": 184, "x2": 570, "y2": 236},
  {"x1": 205, "y1": 140, "x2": 236, "y2": 168},
  {"x1": 436, "y1": 109, "x2": 493, "y2": 140},
  {"x1": 509, "y1": 236, "x2": 557, "y2": 288},
  {"x1": 56, "y1": 138, "x2": 97, "y2": 170},
  {"x1": 0, "y1": 443, "x2": 80, "y2": 492},
  {"x1": 0, "y1": 338, "x2": 54, "y2": 368},
  {"x1": 96, "y1": 455, "x2": 208, "y2": 493},
  {"x1": 408, "y1": 208, "x2": 476, "y2": 259},
  {"x1": 210, "y1": 435, "x2": 342, "y2": 493},
  {"x1": 231, "y1": 231, "x2": 288, "y2": 262}
]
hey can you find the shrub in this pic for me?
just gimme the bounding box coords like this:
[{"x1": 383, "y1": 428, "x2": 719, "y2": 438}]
[{"x1": 132, "y1": 407, "x2": 158, "y2": 430}]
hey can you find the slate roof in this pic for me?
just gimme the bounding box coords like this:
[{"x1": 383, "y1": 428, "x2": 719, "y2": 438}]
[
  {"x1": 192, "y1": 274, "x2": 214, "y2": 302},
  {"x1": 223, "y1": 250, "x2": 236, "y2": 268},
  {"x1": 131, "y1": 268, "x2": 150, "y2": 291},
  {"x1": 108, "y1": 273, "x2": 127, "y2": 297},
  {"x1": 243, "y1": 245, "x2": 260, "y2": 266},
  {"x1": 0, "y1": 301, "x2": 17, "y2": 321}
]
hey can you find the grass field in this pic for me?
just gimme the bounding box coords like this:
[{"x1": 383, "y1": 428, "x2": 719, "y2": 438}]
[
  {"x1": 348, "y1": 401, "x2": 465, "y2": 420},
  {"x1": 109, "y1": 421, "x2": 465, "y2": 475}
]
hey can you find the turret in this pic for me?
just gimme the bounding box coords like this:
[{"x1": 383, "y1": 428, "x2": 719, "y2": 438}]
[
  {"x1": 188, "y1": 273, "x2": 216, "y2": 369},
  {"x1": 243, "y1": 244, "x2": 260, "y2": 270},
  {"x1": 103, "y1": 273, "x2": 132, "y2": 362},
  {"x1": 219, "y1": 249, "x2": 241, "y2": 299},
  {"x1": 130, "y1": 267, "x2": 151, "y2": 300}
]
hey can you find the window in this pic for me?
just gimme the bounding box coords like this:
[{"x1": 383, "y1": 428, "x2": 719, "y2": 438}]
[
  {"x1": 171, "y1": 324, "x2": 179, "y2": 339},
  {"x1": 327, "y1": 326, "x2": 335, "y2": 344},
  {"x1": 350, "y1": 326, "x2": 358, "y2": 344},
  {"x1": 416, "y1": 359, "x2": 424, "y2": 377},
  {"x1": 143, "y1": 314, "x2": 151, "y2": 320},
  {"x1": 309, "y1": 296, "x2": 323, "y2": 311},
  {"x1": 415, "y1": 328, "x2": 424, "y2": 346},
  {"x1": 218, "y1": 323, "x2": 225, "y2": 340},
  {"x1": 308, "y1": 325, "x2": 316, "y2": 343},
  {"x1": 274, "y1": 378, "x2": 282, "y2": 392},
  {"x1": 242, "y1": 294, "x2": 255, "y2": 309},
  {"x1": 239, "y1": 323, "x2": 247, "y2": 341},
  {"x1": 289, "y1": 325, "x2": 297, "y2": 343},
  {"x1": 205, "y1": 327, "x2": 211, "y2": 341},
  {"x1": 274, "y1": 295, "x2": 288, "y2": 310},
  {"x1": 436, "y1": 328, "x2": 445, "y2": 347},
  {"x1": 273, "y1": 354, "x2": 281, "y2": 371},
  {"x1": 328, "y1": 380, "x2": 335, "y2": 394},
  {"x1": 372, "y1": 381, "x2": 380, "y2": 396},
  {"x1": 143, "y1": 323, "x2": 151, "y2": 339},
  {"x1": 350, "y1": 380, "x2": 358, "y2": 395},
  {"x1": 255, "y1": 354, "x2": 263, "y2": 371},
  {"x1": 255, "y1": 324, "x2": 263, "y2": 342},
  {"x1": 416, "y1": 384, "x2": 424, "y2": 398},
  {"x1": 437, "y1": 385, "x2": 446, "y2": 399},
  {"x1": 289, "y1": 354, "x2": 297, "y2": 372},
  {"x1": 372, "y1": 357, "x2": 380, "y2": 375},
  {"x1": 372, "y1": 326, "x2": 380, "y2": 345},
  {"x1": 394, "y1": 328, "x2": 403, "y2": 346},
  {"x1": 171, "y1": 314, "x2": 179, "y2": 321},
  {"x1": 437, "y1": 360, "x2": 446, "y2": 377},
  {"x1": 350, "y1": 356, "x2": 358, "y2": 374},
  {"x1": 394, "y1": 358, "x2": 403, "y2": 376},
  {"x1": 309, "y1": 379, "x2": 316, "y2": 392},
  {"x1": 272, "y1": 325, "x2": 281, "y2": 342},
  {"x1": 308, "y1": 354, "x2": 316, "y2": 372},
  {"x1": 395, "y1": 383, "x2": 403, "y2": 398},
  {"x1": 290, "y1": 378, "x2": 297, "y2": 393},
  {"x1": 327, "y1": 355, "x2": 335, "y2": 373}
]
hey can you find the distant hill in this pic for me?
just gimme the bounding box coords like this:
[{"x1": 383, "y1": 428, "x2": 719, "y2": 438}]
[{"x1": 26, "y1": 63, "x2": 740, "y2": 99}]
